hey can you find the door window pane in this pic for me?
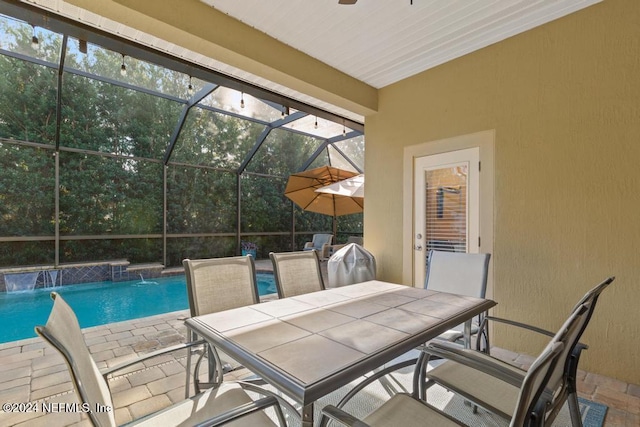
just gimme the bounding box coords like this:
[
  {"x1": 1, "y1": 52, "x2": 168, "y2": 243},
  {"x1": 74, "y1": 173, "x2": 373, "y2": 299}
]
[{"x1": 425, "y1": 165, "x2": 468, "y2": 253}]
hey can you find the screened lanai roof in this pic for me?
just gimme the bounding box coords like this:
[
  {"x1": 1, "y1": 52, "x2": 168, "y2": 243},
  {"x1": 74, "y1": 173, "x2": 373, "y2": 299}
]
[{"x1": 0, "y1": 1, "x2": 364, "y2": 175}]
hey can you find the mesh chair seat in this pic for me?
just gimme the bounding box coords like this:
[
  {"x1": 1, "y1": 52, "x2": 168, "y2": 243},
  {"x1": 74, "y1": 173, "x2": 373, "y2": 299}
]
[
  {"x1": 183, "y1": 256, "x2": 261, "y2": 395},
  {"x1": 184, "y1": 256, "x2": 260, "y2": 316},
  {"x1": 423, "y1": 353, "x2": 523, "y2": 418},
  {"x1": 270, "y1": 250, "x2": 325, "y2": 298},
  {"x1": 130, "y1": 382, "x2": 276, "y2": 427},
  {"x1": 425, "y1": 250, "x2": 491, "y2": 346},
  {"x1": 363, "y1": 394, "x2": 461, "y2": 426}
]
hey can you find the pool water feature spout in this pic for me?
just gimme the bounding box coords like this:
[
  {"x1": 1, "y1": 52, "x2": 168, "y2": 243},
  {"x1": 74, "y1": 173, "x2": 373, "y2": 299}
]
[
  {"x1": 44, "y1": 270, "x2": 61, "y2": 288},
  {"x1": 135, "y1": 273, "x2": 158, "y2": 286},
  {"x1": 5, "y1": 272, "x2": 39, "y2": 292}
]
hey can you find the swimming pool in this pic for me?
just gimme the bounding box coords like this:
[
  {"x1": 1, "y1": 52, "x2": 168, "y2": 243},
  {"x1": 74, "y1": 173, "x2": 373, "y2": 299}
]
[{"x1": 0, "y1": 273, "x2": 276, "y2": 344}]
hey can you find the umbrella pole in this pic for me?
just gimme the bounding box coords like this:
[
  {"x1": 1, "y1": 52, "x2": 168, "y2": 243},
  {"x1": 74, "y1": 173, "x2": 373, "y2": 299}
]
[{"x1": 333, "y1": 216, "x2": 337, "y2": 240}]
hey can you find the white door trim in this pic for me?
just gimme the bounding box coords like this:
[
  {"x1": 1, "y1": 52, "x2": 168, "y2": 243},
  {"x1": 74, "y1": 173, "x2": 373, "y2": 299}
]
[{"x1": 403, "y1": 130, "x2": 495, "y2": 297}]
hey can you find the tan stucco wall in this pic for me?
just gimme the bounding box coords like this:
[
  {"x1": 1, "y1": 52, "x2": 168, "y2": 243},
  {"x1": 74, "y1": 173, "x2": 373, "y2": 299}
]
[{"x1": 365, "y1": 0, "x2": 640, "y2": 383}]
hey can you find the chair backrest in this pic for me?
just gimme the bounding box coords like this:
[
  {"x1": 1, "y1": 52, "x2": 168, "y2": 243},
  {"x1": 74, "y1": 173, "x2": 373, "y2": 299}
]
[
  {"x1": 510, "y1": 342, "x2": 564, "y2": 427},
  {"x1": 545, "y1": 277, "x2": 615, "y2": 396},
  {"x1": 310, "y1": 234, "x2": 333, "y2": 249},
  {"x1": 183, "y1": 256, "x2": 260, "y2": 317},
  {"x1": 425, "y1": 250, "x2": 491, "y2": 298},
  {"x1": 510, "y1": 304, "x2": 589, "y2": 427},
  {"x1": 270, "y1": 250, "x2": 325, "y2": 298},
  {"x1": 35, "y1": 292, "x2": 116, "y2": 427},
  {"x1": 572, "y1": 276, "x2": 615, "y2": 312}
]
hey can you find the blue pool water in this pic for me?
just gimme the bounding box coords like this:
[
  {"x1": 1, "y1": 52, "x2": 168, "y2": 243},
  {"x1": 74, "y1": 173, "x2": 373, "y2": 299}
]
[{"x1": 0, "y1": 273, "x2": 276, "y2": 344}]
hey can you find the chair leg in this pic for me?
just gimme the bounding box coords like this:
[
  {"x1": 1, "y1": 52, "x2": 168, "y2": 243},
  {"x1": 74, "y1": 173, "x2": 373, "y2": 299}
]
[
  {"x1": 415, "y1": 350, "x2": 431, "y2": 401},
  {"x1": 194, "y1": 343, "x2": 225, "y2": 393},
  {"x1": 185, "y1": 330, "x2": 195, "y2": 398},
  {"x1": 567, "y1": 392, "x2": 584, "y2": 427}
]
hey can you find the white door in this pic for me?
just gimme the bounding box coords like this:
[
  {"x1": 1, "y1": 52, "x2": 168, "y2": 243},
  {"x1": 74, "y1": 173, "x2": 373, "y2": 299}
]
[{"x1": 413, "y1": 148, "x2": 480, "y2": 287}]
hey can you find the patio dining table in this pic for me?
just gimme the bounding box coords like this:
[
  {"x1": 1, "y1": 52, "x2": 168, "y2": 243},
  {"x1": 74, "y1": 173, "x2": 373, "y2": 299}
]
[{"x1": 185, "y1": 280, "x2": 496, "y2": 426}]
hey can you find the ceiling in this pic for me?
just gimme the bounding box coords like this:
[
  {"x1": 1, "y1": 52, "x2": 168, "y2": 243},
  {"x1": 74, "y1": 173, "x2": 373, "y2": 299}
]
[
  {"x1": 202, "y1": 0, "x2": 601, "y2": 89},
  {"x1": 21, "y1": 0, "x2": 601, "y2": 123}
]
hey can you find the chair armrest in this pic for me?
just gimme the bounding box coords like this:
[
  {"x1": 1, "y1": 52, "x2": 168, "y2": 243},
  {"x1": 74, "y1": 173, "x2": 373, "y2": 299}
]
[
  {"x1": 331, "y1": 358, "x2": 417, "y2": 414},
  {"x1": 481, "y1": 315, "x2": 555, "y2": 337},
  {"x1": 195, "y1": 396, "x2": 282, "y2": 427},
  {"x1": 102, "y1": 339, "x2": 206, "y2": 379},
  {"x1": 425, "y1": 341, "x2": 525, "y2": 388},
  {"x1": 304, "y1": 242, "x2": 314, "y2": 249},
  {"x1": 320, "y1": 243, "x2": 331, "y2": 259},
  {"x1": 236, "y1": 380, "x2": 301, "y2": 421},
  {"x1": 476, "y1": 315, "x2": 557, "y2": 352},
  {"x1": 477, "y1": 316, "x2": 590, "y2": 353},
  {"x1": 322, "y1": 405, "x2": 371, "y2": 427}
]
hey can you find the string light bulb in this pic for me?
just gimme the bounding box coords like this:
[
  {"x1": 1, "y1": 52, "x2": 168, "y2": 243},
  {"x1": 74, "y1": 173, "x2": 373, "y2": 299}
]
[
  {"x1": 120, "y1": 54, "x2": 127, "y2": 76},
  {"x1": 343, "y1": 121, "x2": 346, "y2": 137},
  {"x1": 240, "y1": 92, "x2": 245, "y2": 109},
  {"x1": 314, "y1": 117, "x2": 318, "y2": 129},
  {"x1": 187, "y1": 76, "x2": 194, "y2": 95},
  {"x1": 31, "y1": 25, "x2": 39, "y2": 50}
]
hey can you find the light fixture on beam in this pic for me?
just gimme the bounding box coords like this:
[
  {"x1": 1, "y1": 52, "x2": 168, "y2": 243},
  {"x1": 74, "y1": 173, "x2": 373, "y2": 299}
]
[
  {"x1": 31, "y1": 25, "x2": 39, "y2": 50},
  {"x1": 120, "y1": 54, "x2": 127, "y2": 76},
  {"x1": 187, "y1": 76, "x2": 194, "y2": 95}
]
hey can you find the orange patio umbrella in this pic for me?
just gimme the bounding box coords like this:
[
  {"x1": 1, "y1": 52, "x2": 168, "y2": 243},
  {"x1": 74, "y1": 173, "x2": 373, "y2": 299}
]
[{"x1": 284, "y1": 166, "x2": 363, "y2": 235}]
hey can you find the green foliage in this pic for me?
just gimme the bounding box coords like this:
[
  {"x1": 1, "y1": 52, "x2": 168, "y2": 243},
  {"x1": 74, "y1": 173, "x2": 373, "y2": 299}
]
[
  {"x1": 0, "y1": 16, "x2": 363, "y2": 268},
  {"x1": 0, "y1": 144, "x2": 55, "y2": 236},
  {"x1": 166, "y1": 237, "x2": 236, "y2": 267},
  {"x1": 166, "y1": 166, "x2": 236, "y2": 234},
  {"x1": 241, "y1": 175, "x2": 290, "y2": 232}
]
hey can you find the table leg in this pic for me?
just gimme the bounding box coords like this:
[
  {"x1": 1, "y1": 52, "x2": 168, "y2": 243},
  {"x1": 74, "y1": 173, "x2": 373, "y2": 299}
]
[
  {"x1": 463, "y1": 319, "x2": 472, "y2": 349},
  {"x1": 302, "y1": 403, "x2": 314, "y2": 427}
]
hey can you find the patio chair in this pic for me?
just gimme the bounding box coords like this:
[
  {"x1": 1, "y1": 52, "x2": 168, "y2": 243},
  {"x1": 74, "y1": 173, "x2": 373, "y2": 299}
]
[
  {"x1": 183, "y1": 256, "x2": 261, "y2": 396},
  {"x1": 321, "y1": 304, "x2": 589, "y2": 427},
  {"x1": 302, "y1": 233, "x2": 333, "y2": 260},
  {"x1": 420, "y1": 276, "x2": 614, "y2": 426},
  {"x1": 425, "y1": 250, "x2": 491, "y2": 346},
  {"x1": 269, "y1": 250, "x2": 325, "y2": 298},
  {"x1": 355, "y1": 250, "x2": 490, "y2": 392},
  {"x1": 35, "y1": 292, "x2": 287, "y2": 427}
]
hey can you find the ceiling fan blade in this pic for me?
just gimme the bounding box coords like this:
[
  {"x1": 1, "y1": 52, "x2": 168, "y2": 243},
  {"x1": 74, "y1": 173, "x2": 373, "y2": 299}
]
[{"x1": 338, "y1": 0, "x2": 358, "y2": 4}]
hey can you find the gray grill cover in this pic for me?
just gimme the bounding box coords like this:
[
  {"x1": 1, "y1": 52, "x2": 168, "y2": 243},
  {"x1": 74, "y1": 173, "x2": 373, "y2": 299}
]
[{"x1": 327, "y1": 243, "x2": 376, "y2": 288}]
